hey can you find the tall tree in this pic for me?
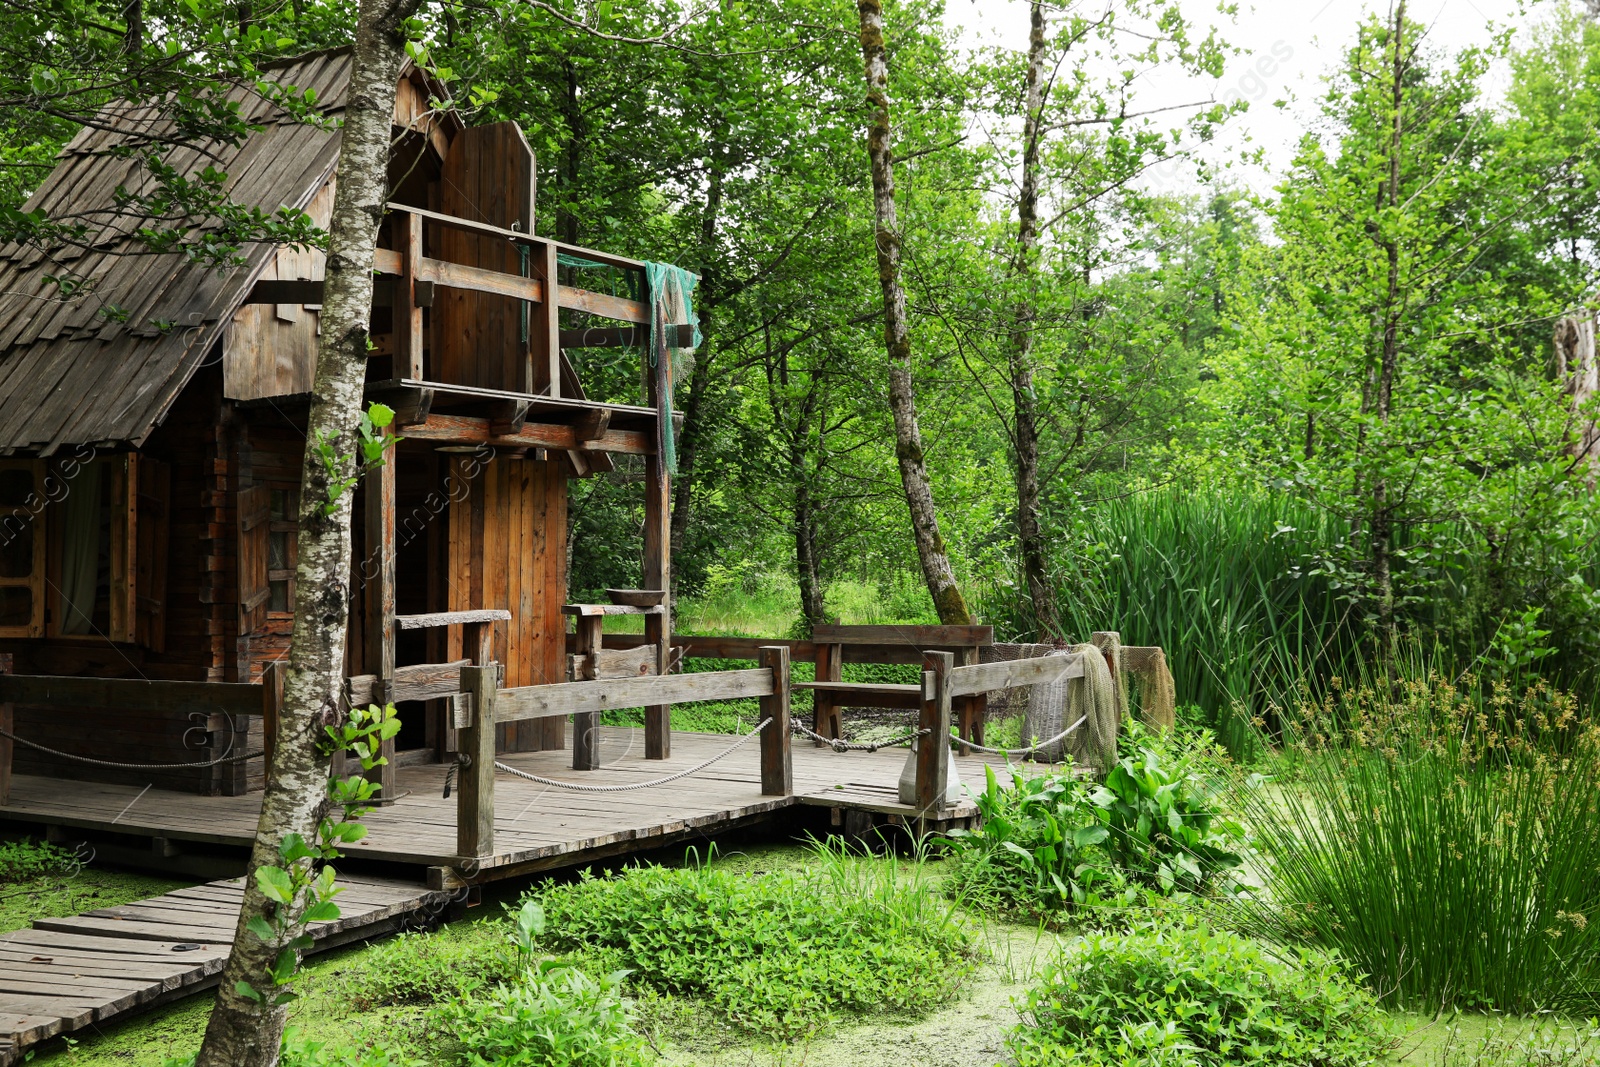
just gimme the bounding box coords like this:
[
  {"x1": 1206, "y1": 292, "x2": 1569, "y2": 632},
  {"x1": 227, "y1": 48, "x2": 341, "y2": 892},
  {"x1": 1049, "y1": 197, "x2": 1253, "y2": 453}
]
[
  {"x1": 194, "y1": 0, "x2": 419, "y2": 1061},
  {"x1": 856, "y1": 0, "x2": 971, "y2": 625}
]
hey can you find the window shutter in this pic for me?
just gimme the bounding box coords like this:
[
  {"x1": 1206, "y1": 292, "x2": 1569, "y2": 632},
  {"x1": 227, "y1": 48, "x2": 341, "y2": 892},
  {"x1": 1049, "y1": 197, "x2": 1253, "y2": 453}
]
[
  {"x1": 238, "y1": 484, "x2": 271, "y2": 634},
  {"x1": 135, "y1": 457, "x2": 171, "y2": 652}
]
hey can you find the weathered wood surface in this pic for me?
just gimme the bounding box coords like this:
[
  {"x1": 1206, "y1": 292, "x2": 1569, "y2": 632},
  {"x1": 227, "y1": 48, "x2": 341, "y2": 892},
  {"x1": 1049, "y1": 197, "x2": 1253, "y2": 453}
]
[
  {"x1": 348, "y1": 659, "x2": 470, "y2": 706},
  {"x1": 496, "y1": 668, "x2": 774, "y2": 723},
  {"x1": 0, "y1": 874, "x2": 445, "y2": 1066},
  {"x1": 946, "y1": 651, "x2": 1083, "y2": 698},
  {"x1": 792, "y1": 680, "x2": 925, "y2": 710},
  {"x1": 0, "y1": 676, "x2": 261, "y2": 716},
  {"x1": 561, "y1": 603, "x2": 665, "y2": 617},
  {"x1": 396, "y1": 610, "x2": 512, "y2": 630},
  {"x1": 0, "y1": 730, "x2": 999, "y2": 879},
  {"x1": 811, "y1": 624, "x2": 994, "y2": 648}
]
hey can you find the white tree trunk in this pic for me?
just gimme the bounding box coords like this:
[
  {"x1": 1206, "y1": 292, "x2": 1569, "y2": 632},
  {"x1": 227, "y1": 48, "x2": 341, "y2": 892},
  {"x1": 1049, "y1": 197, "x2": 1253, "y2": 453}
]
[
  {"x1": 193, "y1": 1, "x2": 416, "y2": 1063},
  {"x1": 1555, "y1": 309, "x2": 1600, "y2": 483}
]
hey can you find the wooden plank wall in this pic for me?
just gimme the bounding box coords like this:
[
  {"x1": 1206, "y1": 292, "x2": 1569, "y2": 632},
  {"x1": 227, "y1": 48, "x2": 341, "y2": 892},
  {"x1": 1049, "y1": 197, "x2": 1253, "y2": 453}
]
[
  {"x1": 2, "y1": 368, "x2": 272, "y2": 794},
  {"x1": 221, "y1": 180, "x2": 334, "y2": 402},
  {"x1": 432, "y1": 123, "x2": 537, "y2": 393},
  {"x1": 446, "y1": 454, "x2": 566, "y2": 752}
]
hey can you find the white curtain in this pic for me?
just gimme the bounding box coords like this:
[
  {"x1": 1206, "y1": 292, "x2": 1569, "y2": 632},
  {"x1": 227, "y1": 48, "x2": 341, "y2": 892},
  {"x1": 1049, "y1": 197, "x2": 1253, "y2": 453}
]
[{"x1": 59, "y1": 461, "x2": 101, "y2": 635}]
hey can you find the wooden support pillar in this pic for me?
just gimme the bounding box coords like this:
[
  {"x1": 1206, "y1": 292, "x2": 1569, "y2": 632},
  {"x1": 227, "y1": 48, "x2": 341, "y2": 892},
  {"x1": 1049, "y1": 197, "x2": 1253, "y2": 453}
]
[
  {"x1": 812, "y1": 641, "x2": 842, "y2": 742},
  {"x1": 260, "y1": 658, "x2": 285, "y2": 770},
  {"x1": 532, "y1": 240, "x2": 560, "y2": 397},
  {"x1": 954, "y1": 644, "x2": 982, "y2": 754},
  {"x1": 759, "y1": 646, "x2": 792, "y2": 796},
  {"x1": 0, "y1": 653, "x2": 12, "y2": 806},
  {"x1": 364, "y1": 427, "x2": 398, "y2": 804},
  {"x1": 643, "y1": 457, "x2": 671, "y2": 760},
  {"x1": 916, "y1": 651, "x2": 954, "y2": 822},
  {"x1": 396, "y1": 211, "x2": 424, "y2": 380},
  {"x1": 572, "y1": 615, "x2": 603, "y2": 770},
  {"x1": 457, "y1": 663, "x2": 498, "y2": 858}
]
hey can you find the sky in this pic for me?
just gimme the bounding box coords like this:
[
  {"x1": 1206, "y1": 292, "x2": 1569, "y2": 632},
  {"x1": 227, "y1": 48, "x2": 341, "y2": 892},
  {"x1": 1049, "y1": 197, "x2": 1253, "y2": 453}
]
[{"x1": 945, "y1": 0, "x2": 1531, "y2": 196}]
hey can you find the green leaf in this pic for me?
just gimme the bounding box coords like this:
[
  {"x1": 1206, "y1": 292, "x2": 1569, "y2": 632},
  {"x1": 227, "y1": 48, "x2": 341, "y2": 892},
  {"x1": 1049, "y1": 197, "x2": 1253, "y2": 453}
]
[{"x1": 255, "y1": 866, "x2": 294, "y2": 904}]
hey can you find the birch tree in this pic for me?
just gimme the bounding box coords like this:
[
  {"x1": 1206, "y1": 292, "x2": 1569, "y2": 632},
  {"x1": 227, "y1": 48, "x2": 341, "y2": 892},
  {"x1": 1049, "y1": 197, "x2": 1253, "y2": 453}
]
[
  {"x1": 194, "y1": 0, "x2": 419, "y2": 1061},
  {"x1": 856, "y1": 0, "x2": 971, "y2": 625}
]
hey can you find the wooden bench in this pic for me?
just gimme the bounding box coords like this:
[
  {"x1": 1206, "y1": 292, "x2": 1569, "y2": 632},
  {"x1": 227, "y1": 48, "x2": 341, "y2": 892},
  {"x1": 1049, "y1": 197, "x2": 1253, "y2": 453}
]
[{"x1": 808, "y1": 624, "x2": 993, "y2": 749}]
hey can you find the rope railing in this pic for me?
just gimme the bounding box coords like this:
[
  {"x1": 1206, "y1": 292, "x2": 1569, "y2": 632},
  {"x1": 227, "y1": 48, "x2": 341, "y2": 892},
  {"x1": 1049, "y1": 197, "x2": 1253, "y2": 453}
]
[
  {"x1": 0, "y1": 726, "x2": 262, "y2": 770},
  {"x1": 790, "y1": 722, "x2": 928, "y2": 752},
  {"x1": 955, "y1": 715, "x2": 1088, "y2": 759},
  {"x1": 492, "y1": 718, "x2": 772, "y2": 793}
]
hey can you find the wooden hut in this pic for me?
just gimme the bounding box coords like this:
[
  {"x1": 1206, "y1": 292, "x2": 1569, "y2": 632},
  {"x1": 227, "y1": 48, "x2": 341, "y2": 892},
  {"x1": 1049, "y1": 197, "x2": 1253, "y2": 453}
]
[{"x1": 0, "y1": 50, "x2": 684, "y2": 798}]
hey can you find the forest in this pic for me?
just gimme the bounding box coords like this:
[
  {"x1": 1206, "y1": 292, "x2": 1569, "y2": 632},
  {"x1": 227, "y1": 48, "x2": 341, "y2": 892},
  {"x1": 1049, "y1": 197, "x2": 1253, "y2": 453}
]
[{"x1": 5, "y1": 0, "x2": 1600, "y2": 1065}]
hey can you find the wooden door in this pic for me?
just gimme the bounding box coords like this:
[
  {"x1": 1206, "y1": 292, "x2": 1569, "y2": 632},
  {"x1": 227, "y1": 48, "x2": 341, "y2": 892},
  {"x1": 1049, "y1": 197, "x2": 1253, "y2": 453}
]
[{"x1": 446, "y1": 452, "x2": 568, "y2": 752}]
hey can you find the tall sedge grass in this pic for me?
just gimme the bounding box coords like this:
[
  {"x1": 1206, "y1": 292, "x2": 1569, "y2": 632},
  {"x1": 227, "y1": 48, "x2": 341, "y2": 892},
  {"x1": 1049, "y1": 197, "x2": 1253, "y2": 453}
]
[
  {"x1": 1235, "y1": 669, "x2": 1600, "y2": 1013},
  {"x1": 1039, "y1": 489, "x2": 1356, "y2": 753}
]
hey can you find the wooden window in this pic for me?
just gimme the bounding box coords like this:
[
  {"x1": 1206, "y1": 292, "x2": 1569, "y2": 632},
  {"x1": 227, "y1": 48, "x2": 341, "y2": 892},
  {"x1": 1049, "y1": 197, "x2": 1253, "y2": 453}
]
[
  {"x1": 134, "y1": 457, "x2": 170, "y2": 651},
  {"x1": 267, "y1": 487, "x2": 298, "y2": 615},
  {"x1": 0, "y1": 461, "x2": 45, "y2": 637},
  {"x1": 238, "y1": 484, "x2": 271, "y2": 634}
]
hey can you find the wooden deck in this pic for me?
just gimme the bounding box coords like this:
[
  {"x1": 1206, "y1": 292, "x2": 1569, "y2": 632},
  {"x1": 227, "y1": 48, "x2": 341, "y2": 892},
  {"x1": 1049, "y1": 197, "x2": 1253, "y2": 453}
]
[
  {"x1": 0, "y1": 728, "x2": 999, "y2": 883},
  {"x1": 0, "y1": 728, "x2": 1008, "y2": 1063},
  {"x1": 0, "y1": 874, "x2": 449, "y2": 1066}
]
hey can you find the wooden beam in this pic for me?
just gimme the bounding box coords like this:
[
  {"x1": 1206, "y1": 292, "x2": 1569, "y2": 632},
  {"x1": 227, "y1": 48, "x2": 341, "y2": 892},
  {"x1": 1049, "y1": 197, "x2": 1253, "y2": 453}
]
[
  {"x1": 260, "y1": 659, "x2": 284, "y2": 769},
  {"x1": 812, "y1": 641, "x2": 842, "y2": 742},
  {"x1": 400, "y1": 413, "x2": 654, "y2": 456},
  {"x1": 560, "y1": 325, "x2": 696, "y2": 349},
  {"x1": 561, "y1": 603, "x2": 664, "y2": 617},
  {"x1": 574, "y1": 408, "x2": 611, "y2": 442},
  {"x1": 812, "y1": 624, "x2": 993, "y2": 647},
  {"x1": 0, "y1": 676, "x2": 262, "y2": 715},
  {"x1": 348, "y1": 659, "x2": 470, "y2": 706},
  {"x1": 0, "y1": 653, "x2": 11, "y2": 806},
  {"x1": 557, "y1": 285, "x2": 649, "y2": 324},
  {"x1": 396, "y1": 212, "x2": 424, "y2": 380},
  {"x1": 946, "y1": 652, "x2": 1084, "y2": 699},
  {"x1": 758, "y1": 646, "x2": 791, "y2": 797},
  {"x1": 916, "y1": 652, "x2": 954, "y2": 819},
  {"x1": 534, "y1": 240, "x2": 560, "y2": 397},
  {"x1": 487, "y1": 400, "x2": 531, "y2": 436},
  {"x1": 495, "y1": 668, "x2": 773, "y2": 723},
  {"x1": 572, "y1": 616, "x2": 603, "y2": 771},
  {"x1": 396, "y1": 609, "x2": 512, "y2": 630},
  {"x1": 363, "y1": 424, "x2": 398, "y2": 803},
  {"x1": 456, "y1": 664, "x2": 497, "y2": 858},
  {"x1": 643, "y1": 449, "x2": 671, "y2": 759}
]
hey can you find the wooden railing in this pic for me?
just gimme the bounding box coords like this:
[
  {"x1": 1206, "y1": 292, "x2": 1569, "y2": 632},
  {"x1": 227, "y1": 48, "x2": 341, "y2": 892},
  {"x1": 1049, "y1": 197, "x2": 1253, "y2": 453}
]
[{"x1": 453, "y1": 646, "x2": 794, "y2": 857}]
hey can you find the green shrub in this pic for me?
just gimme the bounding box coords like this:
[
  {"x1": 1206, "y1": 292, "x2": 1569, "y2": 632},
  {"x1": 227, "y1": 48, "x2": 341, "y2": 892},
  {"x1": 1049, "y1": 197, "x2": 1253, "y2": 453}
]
[
  {"x1": 433, "y1": 965, "x2": 647, "y2": 1067},
  {"x1": 1238, "y1": 672, "x2": 1600, "y2": 1013},
  {"x1": 945, "y1": 726, "x2": 1244, "y2": 917},
  {"x1": 1093, "y1": 728, "x2": 1245, "y2": 895},
  {"x1": 528, "y1": 842, "x2": 975, "y2": 1038},
  {"x1": 1007, "y1": 917, "x2": 1385, "y2": 1067},
  {"x1": 0, "y1": 839, "x2": 74, "y2": 882},
  {"x1": 348, "y1": 923, "x2": 521, "y2": 1006}
]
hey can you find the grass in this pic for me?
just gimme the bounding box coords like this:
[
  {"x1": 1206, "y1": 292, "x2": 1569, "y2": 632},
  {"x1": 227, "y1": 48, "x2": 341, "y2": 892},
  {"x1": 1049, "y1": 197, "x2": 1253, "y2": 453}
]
[
  {"x1": 529, "y1": 840, "x2": 977, "y2": 1039},
  {"x1": 1234, "y1": 671, "x2": 1600, "y2": 1014}
]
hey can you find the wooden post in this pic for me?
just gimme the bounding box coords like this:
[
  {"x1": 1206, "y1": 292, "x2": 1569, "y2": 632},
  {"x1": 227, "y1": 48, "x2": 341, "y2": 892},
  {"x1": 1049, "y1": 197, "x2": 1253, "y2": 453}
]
[
  {"x1": 643, "y1": 461, "x2": 671, "y2": 760},
  {"x1": 759, "y1": 645, "x2": 792, "y2": 796},
  {"x1": 260, "y1": 658, "x2": 285, "y2": 769},
  {"x1": 954, "y1": 644, "x2": 981, "y2": 754},
  {"x1": 916, "y1": 650, "x2": 954, "y2": 820},
  {"x1": 364, "y1": 426, "x2": 398, "y2": 804},
  {"x1": 396, "y1": 211, "x2": 424, "y2": 379},
  {"x1": 532, "y1": 239, "x2": 560, "y2": 397},
  {"x1": 457, "y1": 663, "x2": 498, "y2": 858},
  {"x1": 0, "y1": 653, "x2": 12, "y2": 806},
  {"x1": 572, "y1": 615, "x2": 603, "y2": 770},
  {"x1": 812, "y1": 641, "x2": 842, "y2": 742}
]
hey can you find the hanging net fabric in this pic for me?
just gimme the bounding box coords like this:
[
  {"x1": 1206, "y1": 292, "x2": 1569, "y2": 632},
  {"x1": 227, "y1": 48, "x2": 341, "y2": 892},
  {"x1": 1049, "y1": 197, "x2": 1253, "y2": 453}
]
[{"x1": 644, "y1": 262, "x2": 701, "y2": 475}]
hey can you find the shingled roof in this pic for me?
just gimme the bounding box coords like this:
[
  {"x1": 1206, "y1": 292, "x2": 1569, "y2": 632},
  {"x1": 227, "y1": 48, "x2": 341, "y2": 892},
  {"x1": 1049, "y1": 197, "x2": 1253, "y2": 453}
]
[{"x1": 0, "y1": 50, "x2": 355, "y2": 453}]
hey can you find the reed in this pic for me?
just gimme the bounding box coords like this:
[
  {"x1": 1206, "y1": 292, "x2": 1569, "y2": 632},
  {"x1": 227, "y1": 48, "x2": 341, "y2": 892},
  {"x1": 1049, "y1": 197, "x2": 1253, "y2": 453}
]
[{"x1": 1234, "y1": 669, "x2": 1600, "y2": 1013}]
